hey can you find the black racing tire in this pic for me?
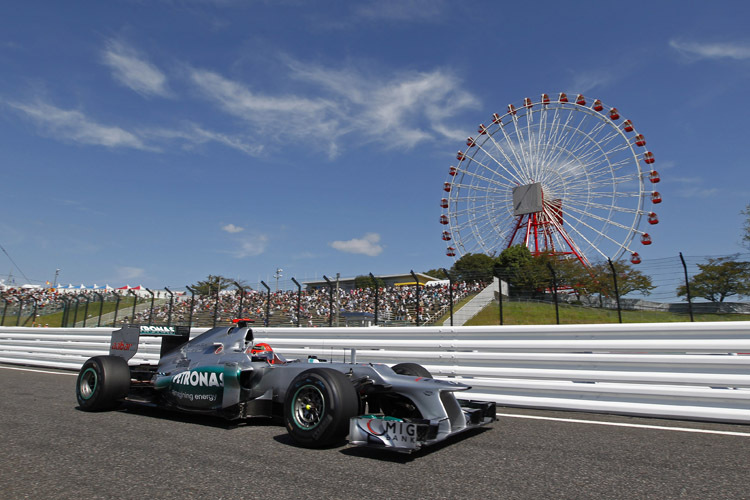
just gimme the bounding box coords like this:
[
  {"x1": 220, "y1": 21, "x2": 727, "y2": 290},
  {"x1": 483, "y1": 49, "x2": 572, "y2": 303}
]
[
  {"x1": 392, "y1": 362, "x2": 432, "y2": 379},
  {"x1": 284, "y1": 368, "x2": 359, "y2": 448},
  {"x1": 76, "y1": 356, "x2": 131, "y2": 411}
]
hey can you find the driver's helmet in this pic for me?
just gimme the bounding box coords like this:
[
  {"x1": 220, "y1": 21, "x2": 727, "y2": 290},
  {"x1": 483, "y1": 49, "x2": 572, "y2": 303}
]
[
  {"x1": 250, "y1": 342, "x2": 273, "y2": 356},
  {"x1": 249, "y1": 342, "x2": 282, "y2": 364}
]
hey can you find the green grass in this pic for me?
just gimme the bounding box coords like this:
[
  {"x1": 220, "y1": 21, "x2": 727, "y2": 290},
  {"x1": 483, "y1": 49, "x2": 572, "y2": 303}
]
[
  {"x1": 1, "y1": 299, "x2": 139, "y2": 327},
  {"x1": 465, "y1": 300, "x2": 749, "y2": 325}
]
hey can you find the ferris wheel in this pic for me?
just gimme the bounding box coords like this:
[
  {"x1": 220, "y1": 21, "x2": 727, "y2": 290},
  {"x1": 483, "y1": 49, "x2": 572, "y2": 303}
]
[{"x1": 440, "y1": 93, "x2": 661, "y2": 266}]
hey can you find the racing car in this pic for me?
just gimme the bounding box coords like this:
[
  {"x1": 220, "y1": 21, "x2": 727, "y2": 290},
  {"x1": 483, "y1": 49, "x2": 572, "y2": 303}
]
[{"x1": 75, "y1": 320, "x2": 495, "y2": 452}]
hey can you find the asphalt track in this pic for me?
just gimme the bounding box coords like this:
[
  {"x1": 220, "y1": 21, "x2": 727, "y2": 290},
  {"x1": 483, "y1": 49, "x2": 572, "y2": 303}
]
[{"x1": 1, "y1": 365, "x2": 749, "y2": 500}]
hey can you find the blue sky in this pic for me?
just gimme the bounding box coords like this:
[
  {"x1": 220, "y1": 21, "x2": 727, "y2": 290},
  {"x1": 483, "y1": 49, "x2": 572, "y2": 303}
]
[{"x1": 1, "y1": 0, "x2": 749, "y2": 289}]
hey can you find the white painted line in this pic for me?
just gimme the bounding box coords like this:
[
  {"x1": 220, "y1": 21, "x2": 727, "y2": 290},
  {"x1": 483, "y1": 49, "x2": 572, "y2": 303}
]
[
  {"x1": 497, "y1": 412, "x2": 750, "y2": 437},
  {"x1": 0, "y1": 365, "x2": 77, "y2": 376}
]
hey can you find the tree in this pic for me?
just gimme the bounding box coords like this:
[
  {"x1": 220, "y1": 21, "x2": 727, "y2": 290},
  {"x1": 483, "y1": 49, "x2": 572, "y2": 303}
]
[
  {"x1": 493, "y1": 246, "x2": 549, "y2": 297},
  {"x1": 584, "y1": 260, "x2": 655, "y2": 297},
  {"x1": 354, "y1": 275, "x2": 385, "y2": 289},
  {"x1": 190, "y1": 275, "x2": 243, "y2": 296},
  {"x1": 450, "y1": 252, "x2": 495, "y2": 282},
  {"x1": 423, "y1": 268, "x2": 448, "y2": 279},
  {"x1": 677, "y1": 256, "x2": 750, "y2": 302},
  {"x1": 742, "y1": 204, "x2": 750, "y2": 249}
]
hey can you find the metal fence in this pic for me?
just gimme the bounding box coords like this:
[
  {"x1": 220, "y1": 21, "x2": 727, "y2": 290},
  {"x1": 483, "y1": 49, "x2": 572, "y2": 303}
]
[{"x1": 2, "y1": 252, "x2": 749, "y2": 328}]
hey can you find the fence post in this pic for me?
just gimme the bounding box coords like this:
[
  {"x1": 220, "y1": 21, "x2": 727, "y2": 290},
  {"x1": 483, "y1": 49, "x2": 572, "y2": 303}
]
[
  {"x1": 146, "y1": 288, "x2": 155, "y2": 325},
  {"x1": 323, "y1": 276, "x2": 334, "y2": 327},
  {"x1": 492, "y1": 265, "x2": 504, "y2": 325},
  {"x1": 186, "y1": 286, "x2": 196, "y2": 327},
  {"x1": 291, "y1": 278, "x2": 302, "y2": 327},
  {"x1": 608, "y1": 259, "x2": 622, "y2": 323},
  {"x1": 233, "y1": 282, "x2": 244, "y2": 321},
  {"x1": 72, "y1": 296, "x2": 81, "y2": 327},
  {"x1": 261, "y1": 281, "x2": 271, "y2": 327},
  {"x1": 164, "y1": 287, "x2": 174, "y2": 326},
  {"x1": 369, "y1": 273, "x2": 379, "y2": 326},
  {"x1": 112, "y1": 294, "x2": 121, "y2": 327},
  {"x1": 58, "y1": 297, "x2": 68, "y2": 327},
  {"x1": 23, "y1": 296, "x2": 38, "y2": 326},
  {"x1": 1, "y1": 298, "x2": 10, "y2": 326},
  {"x1": 212, "y1": 286, "x2": 220, "y2": 328},
  {"x1": 441, "y1": 268, "x2": 454, "y2": 327},
  {"x1": 410, "y1": 270, "x2": 421, "y2": 327},
  {"x1": 81, "y1": 294, "x2": 90, "y2": 327},
  {"x1": 16, "y1": 297, "x2": 23, "y2": 326},
  {"x1": 128, "y1": 289, "x2": 138, "y2": 324},
  {"x1": 94, "y1": 291, "x2": 104, "y2": 327},
  {"x1": 679, "y1": 252, "x2": 695, "y2": 322},
  {"x1": 547, "y1": 262, "x2": 560, "y2": 325}
]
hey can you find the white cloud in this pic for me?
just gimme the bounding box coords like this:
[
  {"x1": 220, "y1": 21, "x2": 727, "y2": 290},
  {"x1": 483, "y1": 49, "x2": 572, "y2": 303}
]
[
  {"x1": 8, "y1": 100, "x2": 149, "y2": 150},
  {"x1": 190, "y1": 61, "x2": 478, "y2": 157},
  {"x1": 116, "y1": 266, "x2": 145, "y2": 280},
  {"x1": 102, "y1": 39, "x2": 172, "y2": 97},
  {"x1": 330, "y1": 233, "x2": 384, "y2": 256},
  {"x1": 230, "y1": 235, "x2": 268, "y2": 258},
  {"x1": 669, "y1": 39, "x2": 750, "y2": 60},
  {"x1": 222, "y1": 223, "x2": 244, "y2": 233}
]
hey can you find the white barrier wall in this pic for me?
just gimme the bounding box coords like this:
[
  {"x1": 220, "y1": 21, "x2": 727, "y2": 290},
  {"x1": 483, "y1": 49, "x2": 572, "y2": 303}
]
[{"x1": 2, "y1": 322, "x2": 750, "y2": 424}]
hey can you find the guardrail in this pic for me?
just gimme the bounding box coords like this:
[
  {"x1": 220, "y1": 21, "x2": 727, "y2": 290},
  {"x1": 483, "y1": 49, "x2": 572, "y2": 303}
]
[{"x1": 2, "y1": 322, "x2": 750, "y2": 424}]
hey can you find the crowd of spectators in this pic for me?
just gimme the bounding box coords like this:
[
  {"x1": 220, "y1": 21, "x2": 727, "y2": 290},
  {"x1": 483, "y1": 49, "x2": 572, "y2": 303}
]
[
  {"x1": 131, "y1": 281, "x2": 488, "y2": 327},
  {"x1": 1, "y1": 281, "x2": 488, "y2": 327}
]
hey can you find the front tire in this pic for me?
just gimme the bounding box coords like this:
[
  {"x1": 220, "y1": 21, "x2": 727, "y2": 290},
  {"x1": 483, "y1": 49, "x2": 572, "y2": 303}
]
[
  {"x1": 284, "y1": 368, "x2": 359, "y2": 448},
  {"x1": 76, "y1": 356, "x2": 131, "y2": 411}
]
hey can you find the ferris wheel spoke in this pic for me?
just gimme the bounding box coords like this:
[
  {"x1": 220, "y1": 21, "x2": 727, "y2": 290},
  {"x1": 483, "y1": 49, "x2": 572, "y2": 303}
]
[
  {"x1": 563, "y1": 203, "x2": 639, "y2": 234},
  {"x1": 462, "y1": 151, "x2": 525, "y2": 187},
  {"x1": 494, "y1": 118, "x2": 533, "y2": 181}
]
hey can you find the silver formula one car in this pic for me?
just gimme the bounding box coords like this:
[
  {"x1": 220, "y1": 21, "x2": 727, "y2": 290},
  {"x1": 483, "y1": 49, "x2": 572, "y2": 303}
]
[{"x1": 76, "y1": 321, "x2": 495, "y2": 452}]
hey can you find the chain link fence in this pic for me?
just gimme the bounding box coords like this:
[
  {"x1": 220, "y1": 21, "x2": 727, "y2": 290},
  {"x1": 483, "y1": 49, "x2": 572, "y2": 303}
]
[{"x1": 2, "y1": 252, "x2": 749, "y2": 327}]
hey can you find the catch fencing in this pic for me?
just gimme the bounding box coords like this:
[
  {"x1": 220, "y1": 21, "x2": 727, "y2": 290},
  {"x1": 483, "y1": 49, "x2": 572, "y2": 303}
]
[{"x1": 2, "y1": 322, "x2": 750, "y2": 424}]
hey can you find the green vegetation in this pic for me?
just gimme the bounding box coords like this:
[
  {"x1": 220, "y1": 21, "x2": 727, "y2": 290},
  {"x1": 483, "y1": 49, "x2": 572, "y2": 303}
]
[
  {"x1": 3, "y1": 298, "x2": 139, "y2": 327},
  {"x1": 465, "y1": 300, "x2": 748, "y2": 326}
]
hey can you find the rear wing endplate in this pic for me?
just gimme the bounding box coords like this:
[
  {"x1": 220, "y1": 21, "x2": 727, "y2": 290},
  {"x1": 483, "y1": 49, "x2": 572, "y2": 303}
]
[{"x1": 109, "y1": 325, "x2": 191, "y2": 361}]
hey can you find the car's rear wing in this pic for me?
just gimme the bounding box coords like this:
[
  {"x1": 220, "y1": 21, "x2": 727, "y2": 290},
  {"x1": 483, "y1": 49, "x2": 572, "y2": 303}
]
[{"x1": 109, "y1": 325, "x2": 191, "y2": 361}]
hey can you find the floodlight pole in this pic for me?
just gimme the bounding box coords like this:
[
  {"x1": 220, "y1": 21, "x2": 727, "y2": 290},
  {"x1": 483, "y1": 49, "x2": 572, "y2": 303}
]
[{"x1": 410, "y1": 270, "x2": 421, "y2": 327}]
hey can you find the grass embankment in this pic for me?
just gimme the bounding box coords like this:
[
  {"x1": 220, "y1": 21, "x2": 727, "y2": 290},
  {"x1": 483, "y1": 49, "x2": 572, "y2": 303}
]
[
  {"x1": 2, "y1": 299, "x2": 139, "y2": 327},
  {"x1": 465, "y1": 300, "x2": 747, "y2": 325}
]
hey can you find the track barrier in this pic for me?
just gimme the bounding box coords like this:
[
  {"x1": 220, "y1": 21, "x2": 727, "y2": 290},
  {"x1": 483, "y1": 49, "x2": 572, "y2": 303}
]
[{"x1": 2, "y1": 322, "x2": 750, "y2": 424}]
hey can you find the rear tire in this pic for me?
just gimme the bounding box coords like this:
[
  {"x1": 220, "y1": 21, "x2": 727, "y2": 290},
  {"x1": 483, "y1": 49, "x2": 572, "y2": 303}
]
[
  {"x1": 76, "y1": 356, "x2": 131, "y2": 411},
  {"x1": 284, "y1": 368, "x2": 359, "y2": 448}
]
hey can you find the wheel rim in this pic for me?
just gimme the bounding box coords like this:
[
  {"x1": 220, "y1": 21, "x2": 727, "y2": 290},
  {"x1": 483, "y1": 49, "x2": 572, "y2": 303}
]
[
  {"x1": 79, "y1": 367, "x2": 98, "y2": 400},
  {"x1": 291, "y1": 384, "x2": 325, "y2": 430}
]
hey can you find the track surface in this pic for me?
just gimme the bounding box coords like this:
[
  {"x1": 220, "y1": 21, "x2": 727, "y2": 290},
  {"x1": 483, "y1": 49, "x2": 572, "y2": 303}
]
[{"x1": 2, "y1": 365, "x2": 749, "y2": 499}]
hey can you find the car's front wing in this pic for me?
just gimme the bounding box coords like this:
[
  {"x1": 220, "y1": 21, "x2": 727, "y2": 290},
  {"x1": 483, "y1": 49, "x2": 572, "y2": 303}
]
[{"x1": 348, "y1": 399, "x2": 496, "y2": 452}]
